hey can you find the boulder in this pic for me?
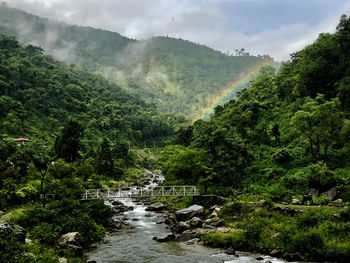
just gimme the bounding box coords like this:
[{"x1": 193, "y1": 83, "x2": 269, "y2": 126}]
[
  {"x1": 321, "y1": 187, "x2": 337, "y2": 201},
  {"x1": 121, "y1": 222, "x2": 135, "y2": 229},
  {"x1": 189, "y1": 217, "x2": 203, "y2": 228},
  {"x1": 156, "y1": 217, "x2": 165, "y2": 224},
  {"x1": 269, "y1": 249, "x2": 282, "y2": 257},
  {"x1": 153, "y1": 232, "x2": 175, "y2": 242},
  {"x1": 145, "y1": 213, "x2": 153, "y2": 217},
  {"x1": 226, "y1": 247, "x2": 236, "y2": 255},
  {"x1": 210, "y1": 220, "x2": 224, "y2": 227},
  {"x1": 145, "y1": 202, "x2": 166, "y2": 212},
  {"x1": 111, "y1": 200, "x2": 124, "y2": 206},
  {"x1": 292, "y1": 198, "x2": 300, "y2": 205},
  {"x1": 256, "y1": 256, "x2": 264, "y2": 261},
  {"x1": 175, "y1": 205, "x2": 204, "y2": 221},
  {"x1": 164, "y1": 213, "x2": 177, "y2": 226},
  {"x1": 59, "y1": 258, "x2": 68, "y2": 263},
  {"x1": 58, "y1": 232, "x2": 84, "y2": 247},
  {"x1": 0, "y1": 223, "x2": 26, "y2": 243},
  {"x1": 174, "y1": 221, "x2": 190, "y2": 233},
  {"x1": 186, "y1": 238, "x2": 201, "y2": 245},
  {"x1": 203, "y1": 225, "x2": 215, "y2": 230}
]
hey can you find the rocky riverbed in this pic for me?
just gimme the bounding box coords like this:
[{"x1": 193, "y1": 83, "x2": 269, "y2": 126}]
[{"x1": 84, "y1": 170, "x2": 291, "y2": 263}]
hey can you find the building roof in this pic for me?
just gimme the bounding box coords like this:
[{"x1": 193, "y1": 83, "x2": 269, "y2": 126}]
[{"x1": 14, "y1": 138, "x2": 29, "y2": 141}]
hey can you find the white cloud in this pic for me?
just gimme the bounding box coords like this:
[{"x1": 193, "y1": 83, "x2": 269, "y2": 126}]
[{"x1": 6, "y1": 0, "x2": 350, "y2": 61}]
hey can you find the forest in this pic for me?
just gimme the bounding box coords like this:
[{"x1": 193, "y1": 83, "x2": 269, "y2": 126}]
[
  {"x1": 0, "y1": 4, "x2": 349, "y2": 263},
  {"x1": 0, "y1": 4, "x2": 273, "y2": 118}
]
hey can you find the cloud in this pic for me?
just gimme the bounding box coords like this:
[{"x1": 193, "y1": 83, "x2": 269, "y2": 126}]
[{"x1": 7, "y1": 0, "x2": 350, "y2": 61}]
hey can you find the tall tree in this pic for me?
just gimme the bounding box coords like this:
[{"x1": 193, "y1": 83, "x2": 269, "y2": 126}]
[
  {"x1": 55, "y1": 120, "x2": 83, "y2": 162},
  {"x1": 97, "y1": 138, "x2": 115, "y2": 177}
]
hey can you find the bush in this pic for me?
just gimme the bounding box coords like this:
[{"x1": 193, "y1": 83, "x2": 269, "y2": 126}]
[
  {"x1": 293, "y1": 228, "x2": 325, "y2": 259},
  {"x1": 296, "y1": 210, "x2": 330, "y2": 230},
  {"x1": 30, "y1": 222, "x2": 61, "y2": 245}
]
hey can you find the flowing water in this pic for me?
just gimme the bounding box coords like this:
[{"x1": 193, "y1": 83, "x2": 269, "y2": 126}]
[{"x1": 86, "y1": 172, "x2": 287, "y2": 263}]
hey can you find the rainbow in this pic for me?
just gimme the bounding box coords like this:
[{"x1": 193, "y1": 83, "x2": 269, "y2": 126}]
[{"x1": 192, "y1": 59, "x2": 274, "y2": 121}]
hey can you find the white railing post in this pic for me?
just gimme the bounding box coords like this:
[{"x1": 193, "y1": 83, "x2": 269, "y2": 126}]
[
  {"x1": 85, "y1": 190, "x2": 88, "y2": 199},
  {"x1": 96, "y1": 189, "x2": 99, "y2": 199}
]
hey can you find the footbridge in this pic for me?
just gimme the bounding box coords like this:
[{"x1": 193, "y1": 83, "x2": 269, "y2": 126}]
[{"x1": 81, "y1": 186, "x2": 200, "y2": 200}]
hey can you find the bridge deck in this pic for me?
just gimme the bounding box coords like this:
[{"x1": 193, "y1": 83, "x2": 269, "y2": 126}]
[{"x1": 81, "y1": 185, "x2": 199, "y2": 200}]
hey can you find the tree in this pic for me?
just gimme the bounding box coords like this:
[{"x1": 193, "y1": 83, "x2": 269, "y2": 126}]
[
  {"x1": 97, "y1": 138, "x2": 115, "y2": 177},
  {"x1": 55, "y1": 120, "x2": 83, "y2": 162},
  {"x1": 291, "y1": 95, "x2": 344, "y2": 160},
  {"x1": 33, "y1": 151, "x2": 50, "y2": 207}
]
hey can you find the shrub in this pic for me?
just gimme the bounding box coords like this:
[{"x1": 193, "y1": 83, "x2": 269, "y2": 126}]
[
  {"x1": 30, "y1": 222, "x2": 61, "y2": 245},
  {"x1": 293, "y1": 228, "x2": 325, "y2": 259}
]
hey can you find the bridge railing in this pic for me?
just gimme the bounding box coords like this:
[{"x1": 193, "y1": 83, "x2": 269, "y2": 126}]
[{"x1": 81, "y1": 185, "x2": 199, "y2": 200}]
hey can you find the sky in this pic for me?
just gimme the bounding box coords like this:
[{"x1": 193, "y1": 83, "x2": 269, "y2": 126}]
[{"x1": 6, "y1": 0, "x2": 350, "y2": 61}]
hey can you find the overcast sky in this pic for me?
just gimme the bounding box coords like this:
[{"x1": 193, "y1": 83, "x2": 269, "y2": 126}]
[{"x1": 7, "y1": 0, "x2": 350, "y2": 61}]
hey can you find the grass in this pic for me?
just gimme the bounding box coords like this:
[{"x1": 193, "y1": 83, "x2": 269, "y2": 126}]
[
  {"x1": 0, "y1": 204, "x2": 29, "y2": 223},
  {"x1": 276, "y1": 204, "x2": 342, "y2": 214}
]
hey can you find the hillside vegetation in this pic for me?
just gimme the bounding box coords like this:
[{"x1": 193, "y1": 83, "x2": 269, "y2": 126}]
[
  {"x1": 0, "y1": 4, "x2": 272, "y2": 117},
  {"x1": 156, "y1": 15, "x2": 350, "y2": 261},
  {"x1": 0, "y1": 35, "x2": 178, "y2": 147}
]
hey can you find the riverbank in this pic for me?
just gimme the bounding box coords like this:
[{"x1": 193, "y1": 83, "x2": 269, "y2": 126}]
[{"x1": 149, "y1": 195, "x2": 349, "y2": 262}]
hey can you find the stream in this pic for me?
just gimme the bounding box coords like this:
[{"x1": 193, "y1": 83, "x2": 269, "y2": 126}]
[{"x1": 86, "y1": 172, "x2": 288, "y2": 263}]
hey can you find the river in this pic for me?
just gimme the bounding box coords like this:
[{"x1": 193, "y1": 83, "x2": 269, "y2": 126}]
[{"x1": 86, "y1": 172, "x2": 287, "y2": 263}]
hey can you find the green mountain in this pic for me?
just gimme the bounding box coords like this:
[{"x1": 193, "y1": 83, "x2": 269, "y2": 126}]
[
  {"x1": 163, "y1": 15, "x2": 350, "y2": 200},
  {"x1": 0, "y1": 35, "x2": 178, "y2": 148},
  {"x1": 0, "y1": 4, "x2": 273, "y2": 118}
]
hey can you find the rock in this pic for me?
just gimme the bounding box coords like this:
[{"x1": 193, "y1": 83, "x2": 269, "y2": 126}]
[
  {"x1": 132, "y1": 218, "x2": 139, "y2": 221},
  {"x1": 284, "y1": 252, "x2": 302, "y2": 261},
  {"x1": 256, "y1": 256, "x2": 264, "y2": 260},
  {"x1": 209, "y1": 205, "x2": 218, "y2": 213},
  {"x1": 210, "y1": 220, "x2": 224, "y2": 227},
  {"x1": 121, "y1": 222, "x2": 135, "y2": 229},
  {"x1": 186, "y1": 238, "x2": 200, "y2": 245},
  {"x1": 335, "y1": 198, "x2": 343, "y2": 204},
  {"x1": 189, "y1": 217, "x2": 203, "y2": 228},
  {"x1": 203, "y1": 225, "x2": 215, "y2": 230},
  {"x1": 292, "y1": 198, "x2": 300, "y2": 205},
  {"x1": 153, "y1": 232, "x2": 175, "y2": 242},
  {"x1": 59, "y1": 258, "x2": 68, "y2": 263},
  {"x1": 25, "y1": 238, "x2": 33, "y2": 244},
  {"x1": 226, "y1": 247, "x2": 236, "y2": 255},
  {"x1": 87, "y1": 261, "x2": 97, "y2": 263},
  {"x1": 111, "y1": 200, "x2": 124, "y2": 206},
  {"x1": 145, "y1": 202, "x2": 166, "y2": 212},
  {"x1": 175, "y1": 205, "x2": 204, "y2": 221},
  {"x1": 13, "y1": 225, "x2": 26, "y2": 243},
  {"x1": 126, "y1": 206, "x2": 134, "y2": 211},
  {"x1": 164, "y1": 213, "x2": 177, "y2": 226},
  {"x1": 156, "y1": 217, "x2": 165, "y2": 224},
  {"x1": 333, "y1": 214, "x2": 341, "y2": 219},
  {"x1": 0, "y1": 223, "x2": 26, "y2": 243},
  {"x1": 58, "y1": 232, "x2": 84, "y2": 247},
  {"x1": 321, "y1": 187, "x2": 337, "y2": 201},
  {"x1": 174, "y1": 221, "x2": 190, "y2": 233},
  {"x1": 216, "y1": 227, "x2": 231, "y2": 233},
  {"x1": 145, "y1": 213, "x2": 153, "y2": 217}
]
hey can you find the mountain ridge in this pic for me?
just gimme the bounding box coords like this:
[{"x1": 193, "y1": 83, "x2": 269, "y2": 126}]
[{"x1": 0, "y1": 4, "x2": 274, "y2": 118}]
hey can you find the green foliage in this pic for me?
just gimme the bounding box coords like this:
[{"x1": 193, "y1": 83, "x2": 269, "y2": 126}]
[
  {"x1": 0, "y1": 5, "x2": 271, "y2": 118},
  {"x1": 16, "y1": 199, "x2": 110, "y2": 244},
  {"x1": 0, "y1": 34, "x2": 176, "y2": 150},
  {"x1": 55, "y1": 120, "x2": 83, "y2": 163}
]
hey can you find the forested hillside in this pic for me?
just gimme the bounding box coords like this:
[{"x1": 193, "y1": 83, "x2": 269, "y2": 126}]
[
  {"x1": 162, "y1": 15, "x2": 350, "y2": 200},
  {"x1": 0, "y1": 35, "x2": 178, "y2": 147},
  {"x1": 156, "y1": 16, "x2": 350, "y2": 261},
  {"x1": 0, "y1": 4, "x2": 272, "y2": 117}
]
